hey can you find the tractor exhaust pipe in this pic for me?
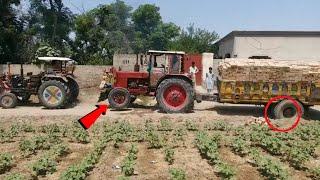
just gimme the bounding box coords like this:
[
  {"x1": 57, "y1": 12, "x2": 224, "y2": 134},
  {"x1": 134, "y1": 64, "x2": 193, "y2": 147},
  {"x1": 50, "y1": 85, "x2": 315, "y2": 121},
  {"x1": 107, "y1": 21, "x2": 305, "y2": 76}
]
[
  {"x1": 20, "y1": 63, "x2": 24, "y2": 77},
  {"x1": 7, "y1": 62, "x2": 11, "y2": 76}
]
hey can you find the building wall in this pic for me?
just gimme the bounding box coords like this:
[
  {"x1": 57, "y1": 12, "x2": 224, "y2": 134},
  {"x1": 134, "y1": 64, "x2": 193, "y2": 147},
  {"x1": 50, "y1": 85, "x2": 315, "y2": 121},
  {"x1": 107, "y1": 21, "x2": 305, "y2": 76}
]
[
  {"x1": 201, "y1": 53, "x2": 214, "y2": 86},
  {"x1": 217, "y1": 38, "x2": 234, "y2": 58},
  {"x1": 232, "y1": 36, "x2": 320, "y2": 60}
]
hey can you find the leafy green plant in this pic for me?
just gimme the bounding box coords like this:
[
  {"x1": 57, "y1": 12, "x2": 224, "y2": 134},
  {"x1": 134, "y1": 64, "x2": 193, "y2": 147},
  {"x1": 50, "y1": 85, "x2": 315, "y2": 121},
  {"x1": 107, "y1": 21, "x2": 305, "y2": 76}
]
[
  {"x1": 216, "y1": 162, "x2": 236, "y2": 179},
  {"x1": 40, "y1": 124, "x2": 61, "y2": 134},
  {"x1": 4, "y1": 173, "x2": 25, "y2": 180},
  {"x1": 173, "y1": 127, "x2": 187, "y2": 143},
  {"x1": 31, "y1": 155, "x2": 57, "y2": 176},
  {"x1": 164, "y1": 147, "x2": 175, "y2": 165},
  {"x1": 70, "y1": 123, "x2": 90, "y2": 143},
  {"x1": 260, "y1": 136, "x2": 287, "y2": 155},
  {"x1": 121, "y1": 144, "x2": 139, "y2": 176},
  {"x1": 212, "y1": 121, "x2": 232, "y2": 131},
  {"x1": 0, "y1": 153, "x2": 13, "y2": 174},
  {"x1": 195, "y1": 131, "x2": 221, "y2": 165},
  {"x1": 231, "y1": 137, "x2": 250, "y2": 156},
  {"x1": 286, "y1": 146, "x2": 311, "y2": 169},
  {"x1": 61, "y1": 131, "x2": 112, "y2": 180},
  {"x1": 185, "y1": 120, "x2": 198, "y2": 131},
  {"x1": 146, "y1": 130, "x2": 163, "y2": 149},
  {"x1": 158, "y1": 119, "x2": 174, "y2": 131},
  {"x1": 19, "y1": 139, "x2": 37, "y2": 156},
  {"x1": 310, "y1": 166, "x2": 320, "y2": 180},
  {"x1": 169, "y1": 168, "x2": 186, "y2": 180},
  {"x1": 249, "y1": 148, "x2": 288, "y2": 180}
]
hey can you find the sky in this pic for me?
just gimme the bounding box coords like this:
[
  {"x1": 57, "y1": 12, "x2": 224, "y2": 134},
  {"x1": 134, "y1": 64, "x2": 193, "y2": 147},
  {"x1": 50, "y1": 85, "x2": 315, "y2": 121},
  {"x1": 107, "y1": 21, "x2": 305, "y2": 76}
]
[{"x1": 63, "y1": 0, "x2": 320, "y2": 37}]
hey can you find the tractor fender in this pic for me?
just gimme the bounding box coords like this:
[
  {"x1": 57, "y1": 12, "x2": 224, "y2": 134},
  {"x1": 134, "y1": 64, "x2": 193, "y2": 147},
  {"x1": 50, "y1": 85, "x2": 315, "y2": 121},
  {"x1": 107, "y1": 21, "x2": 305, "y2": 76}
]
[
  {"x1": 42, "y1": 75, "x2": 68, "y2": 83},
  {"x1": 155, "y1": 74, "x2": 193, "y2": 96}
]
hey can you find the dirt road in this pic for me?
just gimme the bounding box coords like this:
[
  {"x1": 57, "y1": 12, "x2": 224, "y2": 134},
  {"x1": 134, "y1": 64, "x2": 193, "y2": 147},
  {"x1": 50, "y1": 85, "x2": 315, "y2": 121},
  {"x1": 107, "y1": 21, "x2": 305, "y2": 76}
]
[{"x1": 1, "y1": 91, "x2": 320, "y2": 124}]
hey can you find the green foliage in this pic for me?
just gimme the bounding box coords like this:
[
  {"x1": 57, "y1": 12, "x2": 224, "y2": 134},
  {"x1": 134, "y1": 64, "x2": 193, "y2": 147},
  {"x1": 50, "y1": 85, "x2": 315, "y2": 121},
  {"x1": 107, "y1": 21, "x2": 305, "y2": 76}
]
[
  {"x1": 164, "y1": 147, "x2": 175, "y2": 165},
  {"x1": 170, "y1": 24, "x2": 219, "y2": 53},
  {"x1": 249, "y1": 148, "x2": 288, "y2": 180},
  {"x1": 169, "y1": 168, "x2": 186, "y2": 180},
  {"x1": 31, "y1": 155, "x2": 57, "y2": 176},
  {"x1": 70, "y1": 122, "x2": 90, "y2": 143},
  {"x1": 60, "y1": 130, "x2": 111, "y2": 180},
  {"x1": 260, "y1": 136, "x2": 287, "y2": 155},
  {"x1": 121, "y1": 144, "x2": 139, "y2": 176},
  {"x1": 173, "y1": 127, "x2": 187, "y2": 143},
  {"x1": 311, "y1": 166, "x2": 320, "y2": 180},
  {"x1": 158, "y1": 119, "x2": 174, "y2": 131},
  {"x1": 212, "y1": 121, "x2": 232, "y2": 131},
  {"x1": 216, "y1": 162, "x2": 236, "y2": 180},
  {"x1": 185, "y1": 120, "x2": 198, "y2": 131},
  {"x1": 195, "y1": 131, "x2": 221, "y2": 164},
  {"x1": 231, "y1": 137, "x2": 250, "y2": 156},
  {"x1": 0, "y1": 153, "x2": 13, "y2": 174},
  {"x1": 286, "y1": 145, "x2": 311, "y2": 169},
  {"x1": 19, "y1": 139, "x2": 37, "y2": 156},
  {"x1": 4, "y1": 173, "x2": 25, "y2": 180},
  {"x1": 146, "y1": 130, "x2": 163, "y2": 149},
  {"x1": 35, "y1": 45, "x2": 61, "y2": 59}
]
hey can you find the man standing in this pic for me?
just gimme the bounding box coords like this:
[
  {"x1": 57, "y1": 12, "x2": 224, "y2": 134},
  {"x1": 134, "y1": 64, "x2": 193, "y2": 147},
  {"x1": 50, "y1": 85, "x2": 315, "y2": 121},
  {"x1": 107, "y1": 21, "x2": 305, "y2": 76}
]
[
  {"x1": 189, "y1": 61, "x2": 199, "y2": 86},
  {"x1": 205, "y1": 67, "x2": 215, "y2": 93}
]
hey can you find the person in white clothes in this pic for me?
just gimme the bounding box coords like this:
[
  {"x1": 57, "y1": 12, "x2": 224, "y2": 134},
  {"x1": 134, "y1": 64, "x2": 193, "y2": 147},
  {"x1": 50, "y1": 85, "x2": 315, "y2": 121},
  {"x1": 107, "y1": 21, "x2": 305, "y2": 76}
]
[
  {"x1": 189, "y1": 61, "x2": 199, "y2": 86},
  {"x1": 205, "y1": 67, "x2": 215, "y2": 93}
]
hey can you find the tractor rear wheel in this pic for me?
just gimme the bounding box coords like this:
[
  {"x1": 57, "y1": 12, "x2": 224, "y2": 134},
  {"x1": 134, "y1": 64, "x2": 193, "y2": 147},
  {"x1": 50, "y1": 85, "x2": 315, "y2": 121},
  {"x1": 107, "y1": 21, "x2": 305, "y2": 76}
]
[
  {"x1": 108, "y1": 88, "x2": 131, "y2": 109},
  {"x1": 274, "y1": 100, "x2": 304, "y2": 119},
  {"x1": 67, "y1": 78, "x2": 79, "y2": 101},
  {"x1": 0, "y1": 92, "x2": 18, "y2": 109},
  {"x1": 156, "y1": 78, "x2": 194, "y2": 113},
  {"x1": 38, "y1": 80, "x2": 67, "y2": 109}
]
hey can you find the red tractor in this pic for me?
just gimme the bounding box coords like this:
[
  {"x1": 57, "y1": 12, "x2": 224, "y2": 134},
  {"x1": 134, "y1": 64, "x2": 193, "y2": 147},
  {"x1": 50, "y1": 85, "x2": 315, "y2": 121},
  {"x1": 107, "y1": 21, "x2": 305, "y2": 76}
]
[{"x1": 99, "y1": 50, "x2": 195, "y2": 113}]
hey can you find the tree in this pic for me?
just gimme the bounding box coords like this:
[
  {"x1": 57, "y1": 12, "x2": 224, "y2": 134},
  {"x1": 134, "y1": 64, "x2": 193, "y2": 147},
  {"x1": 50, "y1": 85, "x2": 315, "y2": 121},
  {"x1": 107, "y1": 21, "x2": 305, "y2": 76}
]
[
  {"x1": 73, "y1": 0, "x2": 133, "y2": 65},
  {"x1": 27, "y1": 0, "x2": 74, "y2": 54},
  {"x1": 0, "y1": 0, "x2": 23, "y2": 63},
  {"x1": 132, "y1": 4, "x2": 180, "y2": 53},
  {"x1": 170, "y1": 24, "x2": 219, "y2": 53}
]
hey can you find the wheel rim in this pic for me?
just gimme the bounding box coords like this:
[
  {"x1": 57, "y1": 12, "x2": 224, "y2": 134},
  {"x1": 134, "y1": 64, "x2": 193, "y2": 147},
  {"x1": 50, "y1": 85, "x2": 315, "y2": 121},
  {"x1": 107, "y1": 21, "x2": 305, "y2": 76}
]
[
  {"x1": 283, "y1": 107, "x2": 296, "y2": 118},
  {"x1": 112, "y1": 91, "x2": 126, "y2": 105},
  {"x1": 163, "y1": 84, "x2": 187, "y2": 109},
  {"x1": 43, "y1": 86, "x2": 63, "y2": 105},
  {"x1": 1, "y1": 96, "x2": 13, "y2": 107}
]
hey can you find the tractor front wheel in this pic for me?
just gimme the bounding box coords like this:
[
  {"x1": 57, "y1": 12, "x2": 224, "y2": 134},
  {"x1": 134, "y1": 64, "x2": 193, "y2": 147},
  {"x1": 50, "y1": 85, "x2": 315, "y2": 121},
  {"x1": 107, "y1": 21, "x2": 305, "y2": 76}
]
[
  {"x1": 108, "y1": 88, "x2": 131, "y2": 109},
  {"x1": 0, "y1": 92, "x2": 18, "y2": 109},
  {"x1": 38, "y1": 80, "x2": 67, "y2": 109},
  {"x1": 156, "y1": 78, "x2": 194, "y2": 113}
]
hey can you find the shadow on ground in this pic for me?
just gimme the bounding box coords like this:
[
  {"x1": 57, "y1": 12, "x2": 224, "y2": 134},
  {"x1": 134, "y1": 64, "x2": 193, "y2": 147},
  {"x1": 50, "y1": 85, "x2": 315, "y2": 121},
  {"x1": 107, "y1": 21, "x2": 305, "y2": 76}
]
[{"x1": 201, "y1": 105, "x2": 264, "y2": 117}]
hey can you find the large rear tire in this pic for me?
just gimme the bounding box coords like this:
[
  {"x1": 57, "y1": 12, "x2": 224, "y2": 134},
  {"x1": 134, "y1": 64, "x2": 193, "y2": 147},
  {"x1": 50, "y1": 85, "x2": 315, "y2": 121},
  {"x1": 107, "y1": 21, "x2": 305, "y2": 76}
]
[
  {"x1": 108, "y1": 88, "x2": 131, "y2": 110},
  {"x1": 67, "y1": 78, "x2": 79, "y2": 101},
  {"x1": 274, "y1": 100, "x2": 304, "y2": 119},
  {"x1": 156, "y1": 78, "x2": 194, "y2": 113},
  {"x1": 38, "y1": 80, "x2": 67, "y2": 109},
  {"x1": 0, "y1": 92, "x2": 18, "y2": 109}
]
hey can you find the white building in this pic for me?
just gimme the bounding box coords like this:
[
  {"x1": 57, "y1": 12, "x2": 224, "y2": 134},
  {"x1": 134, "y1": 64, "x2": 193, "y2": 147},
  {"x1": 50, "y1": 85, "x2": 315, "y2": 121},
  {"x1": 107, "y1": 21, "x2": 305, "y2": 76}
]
[{"x1": 215, "y1": 31, "x2": 320, "y2": 60}]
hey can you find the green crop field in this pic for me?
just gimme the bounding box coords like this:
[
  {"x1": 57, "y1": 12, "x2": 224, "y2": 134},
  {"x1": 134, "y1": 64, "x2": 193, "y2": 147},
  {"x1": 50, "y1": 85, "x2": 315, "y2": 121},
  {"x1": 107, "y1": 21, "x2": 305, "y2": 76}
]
[{"x1": 0, "y1": 117, "x2": 320, "y2": 180}]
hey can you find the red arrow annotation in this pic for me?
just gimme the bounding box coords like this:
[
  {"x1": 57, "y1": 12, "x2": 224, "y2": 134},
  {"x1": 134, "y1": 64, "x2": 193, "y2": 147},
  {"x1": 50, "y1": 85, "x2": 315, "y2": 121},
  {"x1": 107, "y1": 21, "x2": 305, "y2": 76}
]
[{"x1": 78, "y1": 104, "x2": 108, "y2": 130}]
